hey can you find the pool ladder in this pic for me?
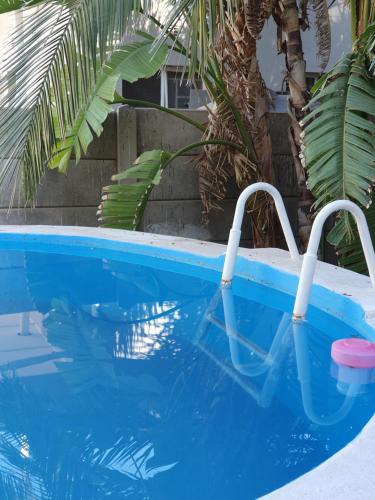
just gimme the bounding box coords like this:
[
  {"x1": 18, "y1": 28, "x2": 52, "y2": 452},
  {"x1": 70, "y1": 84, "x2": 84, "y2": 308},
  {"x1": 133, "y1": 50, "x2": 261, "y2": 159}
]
[
  {"x1": 195, "y1": 287, "x2": 358, "y2": 422},
  {"x1": 194, "y1": 287, "x2": 293, "y2": 407},
  {"x1": 221, "y1": 182, "x2": 375, "y2": 321}
]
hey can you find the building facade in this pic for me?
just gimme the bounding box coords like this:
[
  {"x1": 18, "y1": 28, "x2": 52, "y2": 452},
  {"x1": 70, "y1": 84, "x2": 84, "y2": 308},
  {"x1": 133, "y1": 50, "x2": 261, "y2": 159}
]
[{"x1": 0, "y1": 3, "x2": 351, "y2": 109}]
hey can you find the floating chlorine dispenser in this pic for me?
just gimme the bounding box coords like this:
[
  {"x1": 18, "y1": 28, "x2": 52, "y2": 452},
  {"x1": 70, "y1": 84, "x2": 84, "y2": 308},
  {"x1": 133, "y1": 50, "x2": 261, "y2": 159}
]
[{"x1": 331, "y1": 338, "x2": 375, "y2": 369}]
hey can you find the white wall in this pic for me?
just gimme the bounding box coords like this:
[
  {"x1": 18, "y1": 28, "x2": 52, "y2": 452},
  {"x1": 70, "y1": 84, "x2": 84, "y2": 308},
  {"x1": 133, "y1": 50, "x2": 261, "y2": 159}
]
[
  {"x1": 0, "y1": 3, "x2": 351, "y2": 93},
  {"x1": 164, "y1": 1, "x2": 351, "y2": 95}
]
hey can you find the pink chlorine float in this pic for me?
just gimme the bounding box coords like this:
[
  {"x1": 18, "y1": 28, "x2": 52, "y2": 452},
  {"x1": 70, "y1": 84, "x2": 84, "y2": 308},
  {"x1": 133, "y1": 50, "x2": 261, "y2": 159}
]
[{"x1": 331, "y1": 338, "x2": 375, "y2": 369}]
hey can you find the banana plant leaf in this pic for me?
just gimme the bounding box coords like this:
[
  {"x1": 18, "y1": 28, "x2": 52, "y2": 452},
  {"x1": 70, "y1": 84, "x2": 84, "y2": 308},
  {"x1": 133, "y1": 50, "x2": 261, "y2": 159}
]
[
  {"x1": 97, "y1": 136, "x2": 247, "y2": 231},
  {"x1": 98, "y1": 150, "x2": 172, "y2": 230},
  {"x1": 302, "y1": 52, "x2": 375, "y2": 246},
  {"x1": 336, "y1": 195, "x2": 375, "y2": 274},
  {"x1": 0, "y1": 1, "x2": 158, "y2": 202},
  {"x1": 51, "y1": 40, "x2": 168, "y2": 173}
]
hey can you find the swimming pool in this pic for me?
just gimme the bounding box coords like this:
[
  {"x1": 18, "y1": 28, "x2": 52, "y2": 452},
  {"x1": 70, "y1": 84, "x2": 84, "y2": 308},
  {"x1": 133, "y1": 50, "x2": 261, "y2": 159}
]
[{"x1": 0, "y1": 226, "x2": 374, "y2": 499}]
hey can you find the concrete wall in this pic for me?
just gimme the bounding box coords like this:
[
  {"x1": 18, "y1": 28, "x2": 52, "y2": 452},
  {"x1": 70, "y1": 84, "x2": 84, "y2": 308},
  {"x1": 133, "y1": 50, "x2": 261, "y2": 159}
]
[
  {"x1": 121, "y1": 108, "x2": 298, "y2": 245},
  {"x1": 0, "y1": 107, "x2": 298, "y2": 246},
  {"x1": 0, "y1": 112, "x2": 117, "y2": 226}
]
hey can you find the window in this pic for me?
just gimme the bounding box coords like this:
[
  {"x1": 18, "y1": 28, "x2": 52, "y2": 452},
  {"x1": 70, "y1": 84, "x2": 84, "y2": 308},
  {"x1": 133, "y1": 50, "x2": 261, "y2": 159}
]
[
  {"x1": 306, "y1": 73, "x2": 319, "y2": 91},
  {"x1": 167, "y1": 72, "x2": 203, "y2": 108},
  {"x1": 122, "y1": 70, "x2": 207, "y2": 109},
  {"x1": 122, "y1": 74, "x2": 161, "y2": 105}
]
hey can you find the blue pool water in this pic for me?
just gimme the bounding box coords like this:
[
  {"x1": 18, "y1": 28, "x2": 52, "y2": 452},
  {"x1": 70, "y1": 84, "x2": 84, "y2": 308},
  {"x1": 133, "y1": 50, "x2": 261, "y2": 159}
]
[{"x1": 0, "y1": 247, "x2": 374, "y2": 499}]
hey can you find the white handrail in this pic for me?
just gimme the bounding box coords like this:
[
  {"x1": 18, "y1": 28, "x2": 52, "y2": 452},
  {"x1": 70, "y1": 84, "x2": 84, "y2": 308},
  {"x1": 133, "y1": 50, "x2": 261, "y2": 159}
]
[
  {"x1": 293, "y1": 321, "x2": 356, "y2": 425},
  {"x1": 293, "y1": 200, "x2": 375, "y2": 321},
  {"x1": 221, "y1": 286, "x2": 293, "y2": 407},
  {"x1": 222, "y1": 286, "x2": 289, "y2": 377},
  {"x1": 221, "y1": 182, "x2": 300, "y2": 285},
  {"x1": 194, "y1": 287, "x2": 293, "y2": 407},
  {"x1": 196, "y1": 287, "x2": 361, "y2": 418}
]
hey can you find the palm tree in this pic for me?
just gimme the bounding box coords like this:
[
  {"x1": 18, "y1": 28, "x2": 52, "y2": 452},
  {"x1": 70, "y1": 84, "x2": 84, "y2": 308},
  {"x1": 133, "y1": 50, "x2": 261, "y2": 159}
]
[
  {"x1": 302, "y1": 1, "x2": 375, "y2": 272},
  {"x1": 0, "y1": 1, "x2": 168, "y2": 201},
  {"x1": 273, "y1": 0, "x2": 331, "y2": 249},
  {"x1": 158, "y1": 0, "x2": 331, "y2": 248},
  {"x1": 0, "y1": 0, "x2": 330, "y2": 249}
]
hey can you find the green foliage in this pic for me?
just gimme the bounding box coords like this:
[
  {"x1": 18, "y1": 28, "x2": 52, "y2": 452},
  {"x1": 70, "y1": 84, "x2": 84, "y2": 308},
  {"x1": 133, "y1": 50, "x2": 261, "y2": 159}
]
[
  {"x1": 98, "y1": 150, "x2": 172, "y2": 229},
  {"x1": 0, "y1": 0, "x2": 138, "y2": 201},
  {"x1": 51, "y1": 40, "x2": 168, "y2": 172},
  {"x1": 97, "y1": 138, "x2": 247, "y2": 230},
  {"x1": 337, "y1": 195, "x2": 375, "y2": 274},
  {"x1": 50, "y1": 73, "x2": 119, "y2": 173},
  {"x1": 158, "y1": 0, "x2": 233, "y2": 80},
  {"x1": 350, "y1": 0, "x2": 375, "y2": 41},
  {"x1": 106, "y1": 40, "x2": 168, "y2": 83},
  {"x1": 0, "y1": 0, "x2": 259, "y2": 231},
  {"x1": 302, "y1": 50, "x2": 375, "y2": 246},
  {"x1": 303, "y1": 19, "x2": 375, "y2": 273}
]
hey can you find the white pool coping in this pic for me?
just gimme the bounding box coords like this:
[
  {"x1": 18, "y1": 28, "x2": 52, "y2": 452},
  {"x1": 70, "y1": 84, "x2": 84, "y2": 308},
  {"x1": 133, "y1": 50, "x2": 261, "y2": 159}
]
[{"x1": 1, "y1": 225, "x2": 375, "y2": 499}]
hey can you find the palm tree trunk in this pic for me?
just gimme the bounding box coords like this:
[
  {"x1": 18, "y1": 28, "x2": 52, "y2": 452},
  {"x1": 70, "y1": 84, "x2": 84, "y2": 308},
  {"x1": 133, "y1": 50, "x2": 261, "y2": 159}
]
[
  {"x1": 198, "y1": 9, "x2": 282, "y2": 248},
  {"x1": 275, "y1": 0, "x2": 314, "y2": 250}
]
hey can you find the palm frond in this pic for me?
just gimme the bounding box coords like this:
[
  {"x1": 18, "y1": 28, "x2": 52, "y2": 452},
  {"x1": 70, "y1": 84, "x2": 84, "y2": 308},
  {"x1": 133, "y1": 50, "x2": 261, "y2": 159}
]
[
  {"x1": 310, "y1": 0, "x2": 331, "y2": 71},
  {"x1": 51, "y1": 39, "x2": 168, "y2": 172},
  {"x1": 337, "y1": 194, "x2": 375, "y2": 274},
  {"x1": 98, "y1": 150, "x2": 172, "y2": 229},
  {"x1": 302, "y1": 52, "x2": 375, "y2": 242},
  {"x1": 0, "y1": 0, "x2": 138, "y2": 203},
  {"x1": 158, "y1": 0, "x2": 238, "y2": 79}
]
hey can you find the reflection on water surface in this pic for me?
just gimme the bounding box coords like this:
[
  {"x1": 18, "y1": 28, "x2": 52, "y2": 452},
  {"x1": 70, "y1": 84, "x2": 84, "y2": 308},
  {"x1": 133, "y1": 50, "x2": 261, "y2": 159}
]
[{"x1": 0, "y1": 250, "x2": 373, "y2": 499}]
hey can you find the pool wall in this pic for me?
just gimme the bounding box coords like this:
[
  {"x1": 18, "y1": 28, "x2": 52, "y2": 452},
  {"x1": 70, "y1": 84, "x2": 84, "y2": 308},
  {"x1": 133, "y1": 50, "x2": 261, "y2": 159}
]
[{"x1": 0, "y1": 224, "x2": 374, "y2": 499}]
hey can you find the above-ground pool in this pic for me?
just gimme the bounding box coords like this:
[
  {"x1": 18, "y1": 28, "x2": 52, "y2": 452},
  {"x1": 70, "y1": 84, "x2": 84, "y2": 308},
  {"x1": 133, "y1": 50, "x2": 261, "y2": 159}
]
[{"x1": 0, "y1": 227, "x2": 374, "y2": 499}]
